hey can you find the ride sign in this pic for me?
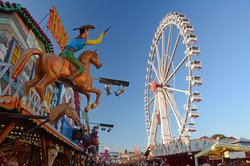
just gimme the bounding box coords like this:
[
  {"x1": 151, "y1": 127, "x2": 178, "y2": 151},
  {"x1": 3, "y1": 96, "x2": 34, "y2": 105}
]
[
  {"x1": 47, "y1": 6, "x2": 68, "y2": 50},
  {"x1": 50, "y1": 87, "x2": 59, "y2": 108}
]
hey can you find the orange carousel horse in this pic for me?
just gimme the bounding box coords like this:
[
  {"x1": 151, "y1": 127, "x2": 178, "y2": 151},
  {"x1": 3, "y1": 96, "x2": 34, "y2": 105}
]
[{"x1": 12, "y1": 48, "x2": 102, "y2": 113}]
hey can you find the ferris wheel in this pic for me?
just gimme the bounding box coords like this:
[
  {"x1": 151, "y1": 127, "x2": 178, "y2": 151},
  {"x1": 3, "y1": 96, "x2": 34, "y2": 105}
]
[{"x1": 144, "y1": 12, "x2": 202, "y2": 146}]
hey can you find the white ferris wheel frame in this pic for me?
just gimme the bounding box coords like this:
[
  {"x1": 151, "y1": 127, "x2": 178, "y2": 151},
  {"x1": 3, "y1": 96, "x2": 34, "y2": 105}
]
[{"x1": 144, "y1": 12, "x2": 202, "y2": 147}]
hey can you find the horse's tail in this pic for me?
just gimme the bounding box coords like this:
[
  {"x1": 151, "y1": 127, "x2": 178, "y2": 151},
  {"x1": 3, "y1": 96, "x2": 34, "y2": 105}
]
[{"x1": 12, "y1": 48, "x2": 43, "y2": 79}]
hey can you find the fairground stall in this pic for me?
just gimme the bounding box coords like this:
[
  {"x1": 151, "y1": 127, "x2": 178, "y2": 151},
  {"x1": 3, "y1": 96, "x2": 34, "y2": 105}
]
[
  {"x1": 0, "y1": 1, "x2": 85, "y2": 165},
  {"x1": 150, "y1": 136, "x2": 237, "y2": 165},
  {"x1": 194, "y1": 140, "x2": 250, "y2": 165}
]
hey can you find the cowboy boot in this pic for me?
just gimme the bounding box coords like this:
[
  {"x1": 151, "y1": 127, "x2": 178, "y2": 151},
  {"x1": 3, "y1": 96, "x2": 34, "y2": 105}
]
[
  {"x1": 68, "y1": 57, "x2": 83, "y2": 84},
  {"x1": 68, "y1": 71, "x2": 78, "y2": 86}
]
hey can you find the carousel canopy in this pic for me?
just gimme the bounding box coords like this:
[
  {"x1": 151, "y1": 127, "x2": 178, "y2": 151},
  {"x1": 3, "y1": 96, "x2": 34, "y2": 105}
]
[{"x1": 195, "y1": 143, "x2": 250, "y2": 159}]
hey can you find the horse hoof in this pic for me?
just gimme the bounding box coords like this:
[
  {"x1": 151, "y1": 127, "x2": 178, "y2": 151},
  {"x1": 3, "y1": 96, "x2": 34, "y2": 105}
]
[
  {"x1": 84, "y1": 107, "x2": 90, "y2": 112},
  {"x1": 90, "y1": 103, "x2": 96, "y2": 109}
]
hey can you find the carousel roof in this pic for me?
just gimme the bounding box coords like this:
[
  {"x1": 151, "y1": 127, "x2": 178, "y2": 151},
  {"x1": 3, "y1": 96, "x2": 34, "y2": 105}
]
[
  {"x1": 195, "y1": 143, "x2": 250, "y2": 158},
  {"x1": 231, "y1": 138, "x2": 250, "y2": 144},
  {"x1": 0, "y1": 96, "x2": 83, "y2": 152},
  {"x1": 0, "y1": 1, "x2": 54, "y2": 53},
  {"x1": 23, "y1": 109, "x2": 83, "y2": 152}
]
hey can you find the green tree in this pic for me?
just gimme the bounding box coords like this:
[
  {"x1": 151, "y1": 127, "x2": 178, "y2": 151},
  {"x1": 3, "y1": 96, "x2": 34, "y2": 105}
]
[{"x1": 211, "y1": 134, "x2": 226, "y2": 139}]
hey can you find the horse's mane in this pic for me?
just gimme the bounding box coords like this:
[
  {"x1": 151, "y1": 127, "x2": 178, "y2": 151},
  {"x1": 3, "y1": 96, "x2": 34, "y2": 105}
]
[{"x1": 78, "y1": 50, "x2": 94, "y2": 65}]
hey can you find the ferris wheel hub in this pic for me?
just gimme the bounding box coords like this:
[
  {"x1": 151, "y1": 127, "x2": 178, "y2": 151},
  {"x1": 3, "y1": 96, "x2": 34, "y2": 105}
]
[
  {"x1": 151, "y1": 80, "x2": 164, "y2": 92},
  {"x1": 151, "y1": 80, "x2": 157, "y2": 92}
]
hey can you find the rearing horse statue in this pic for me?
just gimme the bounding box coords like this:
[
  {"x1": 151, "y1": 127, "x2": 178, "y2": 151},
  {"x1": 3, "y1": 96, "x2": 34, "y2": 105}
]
[{"x1": 12, "y1": 48, "x2": 102, "y2": 113}]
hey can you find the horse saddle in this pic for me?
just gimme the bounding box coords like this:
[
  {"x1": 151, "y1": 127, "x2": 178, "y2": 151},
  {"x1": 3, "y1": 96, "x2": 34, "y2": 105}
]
[{"x1": 60, "y1": 58, "x2": 78, "y2": 76}]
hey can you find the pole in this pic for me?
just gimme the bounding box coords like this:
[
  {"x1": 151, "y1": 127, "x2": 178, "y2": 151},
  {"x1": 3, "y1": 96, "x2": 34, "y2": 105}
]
[
  {"x1": 195, "y1": 157, "x2": 198, "y2": 166},
  {"x1": 38, "y1": 12, "x2": 50, "y2": 25}
]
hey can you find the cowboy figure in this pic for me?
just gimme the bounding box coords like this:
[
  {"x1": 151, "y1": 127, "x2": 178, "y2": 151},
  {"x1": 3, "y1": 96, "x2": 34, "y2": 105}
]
[{"x1": 60, "y1": 24, "x2": 106, "y2": 80}]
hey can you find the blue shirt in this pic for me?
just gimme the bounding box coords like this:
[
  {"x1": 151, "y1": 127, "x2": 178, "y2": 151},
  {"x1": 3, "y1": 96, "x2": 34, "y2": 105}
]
[{"x1": 66, "y1": 38, "x2": 87, "y2": 52}]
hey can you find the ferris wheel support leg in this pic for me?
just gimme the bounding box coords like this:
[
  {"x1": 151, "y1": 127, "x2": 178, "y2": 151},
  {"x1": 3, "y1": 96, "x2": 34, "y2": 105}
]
[
  {"x1": 158, "y1": 91, "x2": 172, "y2": 144},
  {"x1": 148, "y1": 108, "x2": 158, "y2": 146},
  {"x1": 195, "y1": 157, "x2": 198, "y2": 166}
]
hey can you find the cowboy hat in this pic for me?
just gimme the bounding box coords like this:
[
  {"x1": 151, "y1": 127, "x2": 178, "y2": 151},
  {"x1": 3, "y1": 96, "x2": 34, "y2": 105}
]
[{"x1": 73, "y1": 24, "x2": 95, "y2": 34}]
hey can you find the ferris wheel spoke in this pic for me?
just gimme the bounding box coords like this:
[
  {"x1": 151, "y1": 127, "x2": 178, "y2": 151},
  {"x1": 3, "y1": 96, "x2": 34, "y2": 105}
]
[
  {"x1": 147, "y1": 92, "x2": 156, "y2": 107},
  {"x1": 160, "y1": 29, "x2": 166, "y2": 81},
  {"x1": 164, "y1": 55, "x2": 188, "y2": 85},
  {"x1": 162, "y1": 89, "x2": 183, "y2": 128},
  {"x1": 156, "y1": 46, "x2": 165, "y2": 82},
  {"x1": 155, "y1": 45, "x2": 163, "y2": 79},
  {"x1": 166, "y1": 24, "x2": 173, "y2": 60},
  {"x1": 163, "y1": 86, "x2": 189, "y2": 95},
  {"x1": 163, "y1": 24, "x2": 173, "y2": 77},
  {"x1": 164, "y1": 33, "x2": 181, "y2": 81},
  {"x1": 148, "y1": 61, "x2": 161, "y2": 83}
]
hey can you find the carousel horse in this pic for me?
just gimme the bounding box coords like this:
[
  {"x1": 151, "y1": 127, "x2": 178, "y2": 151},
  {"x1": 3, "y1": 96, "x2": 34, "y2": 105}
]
[
  {"x1": 12, "y1": 48, "x2": 102, "y2": 113},
  {"x1": 49, "y1": 98, "x2": 80, "y2": 126}
]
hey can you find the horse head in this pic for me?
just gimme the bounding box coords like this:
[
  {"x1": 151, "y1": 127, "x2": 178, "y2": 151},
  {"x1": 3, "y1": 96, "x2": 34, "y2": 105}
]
[
  {"x1": 78, "y1": 50, "x2": 102, "y2": 69},
  {"x1": 65, "y1": 98, "x2": 80, "y2": 126}
]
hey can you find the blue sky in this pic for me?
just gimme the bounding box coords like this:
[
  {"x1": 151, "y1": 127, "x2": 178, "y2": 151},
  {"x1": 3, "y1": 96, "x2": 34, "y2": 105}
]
[{"x1": 7, "y1": 0, "x2": 250, "y2": 152}]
